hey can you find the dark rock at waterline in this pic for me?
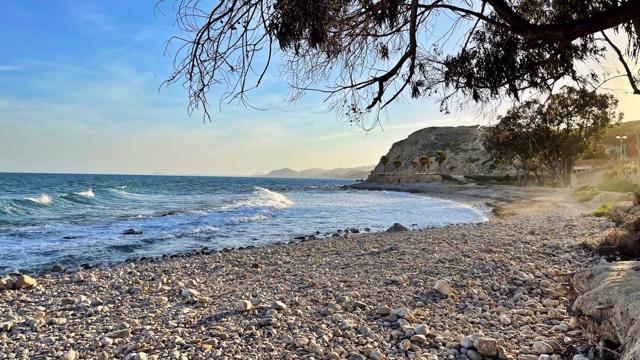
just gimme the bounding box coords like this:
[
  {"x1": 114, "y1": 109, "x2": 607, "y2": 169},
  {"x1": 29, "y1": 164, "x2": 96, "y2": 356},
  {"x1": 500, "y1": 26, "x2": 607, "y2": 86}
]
[
  {"x1": 122, "y1": 228, "x2": 143, "y2": 235},
  {"x1": 295, "y1": 236, "x2": 306, "y2": 240},
  {"x1": 160, "y1": 210, "x2": 180, "y2": 217},
  {"x1": 349, "y1": 228, "x2": 360, "y2": 233},
  {"x1": 386, "y1": 223, "x2": 408, "y2": 232},
  {"x1": 50, "y1": 263, "x2": 66, "y2": 273},
  {"x1": 364, "y1": 227, "x2": 371, "y2": 232}
]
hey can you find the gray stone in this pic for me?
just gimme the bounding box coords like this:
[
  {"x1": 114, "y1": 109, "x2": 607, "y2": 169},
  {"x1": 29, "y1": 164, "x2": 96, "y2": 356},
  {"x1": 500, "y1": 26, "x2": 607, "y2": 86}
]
[
  {"x1": 467, "y1": 349, "x2": 483, "y2": 360},
  {"x1": 473, "y1": 337, "x2": 498, "y2": 357},
  {"x1": 532, "y1": 341, "x2": 554, "y2": 355}
]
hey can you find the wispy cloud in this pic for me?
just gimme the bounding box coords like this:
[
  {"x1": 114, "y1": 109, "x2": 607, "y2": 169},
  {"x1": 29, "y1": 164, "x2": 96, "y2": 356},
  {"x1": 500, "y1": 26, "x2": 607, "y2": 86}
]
[
  {"x1": 69, "y1": 1, "x2": 117, "y2": 32},
  {"x1": 0, "y1": 65, "x2": 22, "y2": 72}
]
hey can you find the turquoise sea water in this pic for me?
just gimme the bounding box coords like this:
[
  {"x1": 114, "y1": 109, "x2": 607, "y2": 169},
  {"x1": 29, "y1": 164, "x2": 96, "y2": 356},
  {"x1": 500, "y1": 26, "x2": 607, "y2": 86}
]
[{"x1": 0, "y1": 173, "x2": 488, "y2": 273}]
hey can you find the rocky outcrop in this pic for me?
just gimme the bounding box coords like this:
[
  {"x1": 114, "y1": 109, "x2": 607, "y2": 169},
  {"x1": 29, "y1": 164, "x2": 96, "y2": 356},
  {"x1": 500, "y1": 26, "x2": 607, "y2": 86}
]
[
  {"x1": 368, "y1": 126, "x2": 498, "y2": 182},
  {"x1": 572, "y1": 261, "x2": 640, "y2": 360},
  {"x1": 590, "y1": 196, "x2": 640, "y2": 258}
]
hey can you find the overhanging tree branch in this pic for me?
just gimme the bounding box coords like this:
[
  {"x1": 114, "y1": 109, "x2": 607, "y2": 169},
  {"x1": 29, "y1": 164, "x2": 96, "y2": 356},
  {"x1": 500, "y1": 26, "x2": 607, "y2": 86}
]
[
  {"x1": 164, "y1": 0, "x2": 640, "y2": 125},
  {"x1": 601, "y1": 31, "x2": 640, "y2": 94}
]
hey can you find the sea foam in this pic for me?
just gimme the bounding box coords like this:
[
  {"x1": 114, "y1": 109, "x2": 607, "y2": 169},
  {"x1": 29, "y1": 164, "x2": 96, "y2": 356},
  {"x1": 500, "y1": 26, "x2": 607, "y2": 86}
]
[
  {"x1": 236, "y1": 187, "x2": 294, "y2": 209},
  {"x1": 76, "y1": 189, "x2": 95, "y2": 198},
  {"x1": 25, "y1": 194, "x2": 53, "y2": 205}
]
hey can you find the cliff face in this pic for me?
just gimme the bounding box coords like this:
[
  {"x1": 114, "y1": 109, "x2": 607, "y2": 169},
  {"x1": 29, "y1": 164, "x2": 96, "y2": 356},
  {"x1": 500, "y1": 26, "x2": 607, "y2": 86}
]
[{"x1": 370, "y1": 125, "x2": 496, "y2": 178}]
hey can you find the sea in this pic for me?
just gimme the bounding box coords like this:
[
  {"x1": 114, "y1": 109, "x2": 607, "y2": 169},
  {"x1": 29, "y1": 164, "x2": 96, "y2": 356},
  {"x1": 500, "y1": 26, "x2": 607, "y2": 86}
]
[{"x1": 0, "y1": 173, "x2": 488, "y2": 273}]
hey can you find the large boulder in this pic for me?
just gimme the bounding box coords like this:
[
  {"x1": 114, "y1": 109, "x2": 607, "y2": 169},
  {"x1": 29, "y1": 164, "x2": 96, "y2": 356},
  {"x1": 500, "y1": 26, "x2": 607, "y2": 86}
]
[
  {"x1": 610, "y1": 201, "x2": 634, "y2": 225},
  {"x1": 13, "y1": 274, "x2": 38, "y2": 289},
  {"x1": 571, "y1": 261, "x2": 640, "y2": 360},
  {"x1": 386, "y1": 223, "x2": 408, "y2": 232},
  {"x1": 0, "y1": 277, "x2": 14, "y2": 290}
]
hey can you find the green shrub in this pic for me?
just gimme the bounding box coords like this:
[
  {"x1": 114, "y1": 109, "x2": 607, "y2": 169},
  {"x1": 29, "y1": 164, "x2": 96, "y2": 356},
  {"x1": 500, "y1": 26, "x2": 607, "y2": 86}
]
[
  {"x1": 598, "y1": 178, "x2": 640, "y2": 193},
  {"x1": 571, "y1": 185, "x2": 600, "y2": 202},
  {"x1": 592, "y1": 203, "x2": 613, "y2": 217}
]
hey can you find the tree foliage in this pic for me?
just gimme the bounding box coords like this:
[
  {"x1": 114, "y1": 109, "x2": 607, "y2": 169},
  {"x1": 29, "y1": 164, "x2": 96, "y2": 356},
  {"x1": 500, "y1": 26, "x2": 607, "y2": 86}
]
[
  {"x1": 483, "y1": 86, "x2": 622, "y2": 186},
  {"x1": 419, "y1": 155, "x2": 432, "y2": 173},
  {"x1": 165, "y1": 0, "x2": 640, "y2": 125},
  {"x1": 434, "y1": 150, "x2": 447, "y2": 173}
]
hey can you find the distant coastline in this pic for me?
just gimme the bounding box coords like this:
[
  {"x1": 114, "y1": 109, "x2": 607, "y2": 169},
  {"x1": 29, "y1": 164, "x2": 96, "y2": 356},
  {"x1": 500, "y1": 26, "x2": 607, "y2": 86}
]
[{"x1": 262, "y1": 165, "x2": 374, "y2": 180}]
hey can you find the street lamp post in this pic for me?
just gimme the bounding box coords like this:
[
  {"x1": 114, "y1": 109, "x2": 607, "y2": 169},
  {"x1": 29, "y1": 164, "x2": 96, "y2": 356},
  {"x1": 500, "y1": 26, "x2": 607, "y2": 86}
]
[{"x1": 616, "y1": 135, "x2": 628, "y2": 165}]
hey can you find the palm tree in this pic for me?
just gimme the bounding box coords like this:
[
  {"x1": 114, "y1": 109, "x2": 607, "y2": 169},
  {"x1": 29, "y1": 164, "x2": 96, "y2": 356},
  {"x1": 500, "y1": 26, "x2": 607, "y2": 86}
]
[
  {"x1": 411, "y1": 160, "x2": 419, "y2": 174},
  {"x1": 435, "y1": 150, "x2": 447, "y2": 174},
  {"x1": 380, "y1": 155, "x2": 389, "y2": 174},
  {"x1": 392, "y1": 160, "x2": 403, "y2": 174},
  {"x1": 419, "y1": 156, "x2": 432, "y2": 174}
]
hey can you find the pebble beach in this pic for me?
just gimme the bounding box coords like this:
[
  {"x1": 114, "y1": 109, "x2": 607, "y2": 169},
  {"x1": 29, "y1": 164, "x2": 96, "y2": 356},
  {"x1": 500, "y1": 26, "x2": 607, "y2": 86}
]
[{"x1": 0, "y1": 190, "x2": 612, "y2": 360}]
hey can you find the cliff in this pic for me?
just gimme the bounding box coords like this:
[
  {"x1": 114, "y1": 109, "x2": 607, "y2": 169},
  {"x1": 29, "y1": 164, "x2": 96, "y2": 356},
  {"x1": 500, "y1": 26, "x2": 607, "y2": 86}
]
[{"x1": 368, "y1": 125, "x2": 496, "y2": 182}]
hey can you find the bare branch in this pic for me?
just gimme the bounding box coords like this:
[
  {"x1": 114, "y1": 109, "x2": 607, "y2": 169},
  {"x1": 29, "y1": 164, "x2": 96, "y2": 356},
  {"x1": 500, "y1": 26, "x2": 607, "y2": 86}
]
[{"x1": 601, "y1": 31, "x2": 640, "y2": 94}]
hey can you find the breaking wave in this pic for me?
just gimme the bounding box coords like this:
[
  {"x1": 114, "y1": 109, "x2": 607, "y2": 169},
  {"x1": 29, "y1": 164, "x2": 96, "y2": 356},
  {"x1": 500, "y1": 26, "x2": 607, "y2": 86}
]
[
  {"x1": 75, "y1": 189, "x2": 95, "y2": 198},
  {"x1": 25, "y1": 194, "x2": 53, "y2": 205},
  {"x1": 226, "y1": 186, "x2": 294, "y2": 210}
]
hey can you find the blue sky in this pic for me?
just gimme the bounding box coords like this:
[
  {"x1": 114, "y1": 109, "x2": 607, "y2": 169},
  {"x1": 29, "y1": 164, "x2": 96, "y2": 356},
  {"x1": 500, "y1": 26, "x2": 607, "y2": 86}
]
[
  {"x1": 0, "y1": 0, "x2": 485, "y2": 175},
  {"x1": 1, "y1": 1, "x2": 636, "y2": 175}
]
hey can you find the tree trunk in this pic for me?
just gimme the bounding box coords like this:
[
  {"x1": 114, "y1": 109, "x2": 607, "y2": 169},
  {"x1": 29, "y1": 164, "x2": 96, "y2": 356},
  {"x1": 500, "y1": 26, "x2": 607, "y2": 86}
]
[
  {"x1": 562, "y1": 159, "x2": 575, "y2": 187},
  {"x1": 533, "y1": 168, "x2": 544, "y2": 186}
]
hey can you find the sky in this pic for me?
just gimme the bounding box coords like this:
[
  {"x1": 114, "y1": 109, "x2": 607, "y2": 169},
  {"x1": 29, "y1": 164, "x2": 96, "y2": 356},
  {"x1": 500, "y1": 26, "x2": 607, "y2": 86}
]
[{"x1": 0, "y1": 1, "x2": 638, "y2": 176}]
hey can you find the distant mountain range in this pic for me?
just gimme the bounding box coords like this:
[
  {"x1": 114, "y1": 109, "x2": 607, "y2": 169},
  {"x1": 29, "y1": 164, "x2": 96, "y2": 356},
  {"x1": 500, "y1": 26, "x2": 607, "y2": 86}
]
[{"x1": 264, "y1": 166, "x2": 374, "y2": 179}]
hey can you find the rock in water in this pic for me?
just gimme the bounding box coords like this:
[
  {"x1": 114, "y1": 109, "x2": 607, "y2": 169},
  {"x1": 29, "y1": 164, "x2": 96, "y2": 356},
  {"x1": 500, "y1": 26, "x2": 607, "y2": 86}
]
[
  {"x1": 434, "y1": 280, "x2": 454, "y2": 296},
  {"x1": 386, "y1": 223, "x2": 408, "y2": 232},
  {"x1": 14, "y1": 274, "x2": 37, "y2": 289},
  {"x1": 122, "y1": 228, "x2": 143, "y2": 235},
  {"x1": 51, "y1": 263, "x2": 66, "y2": 273}
]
